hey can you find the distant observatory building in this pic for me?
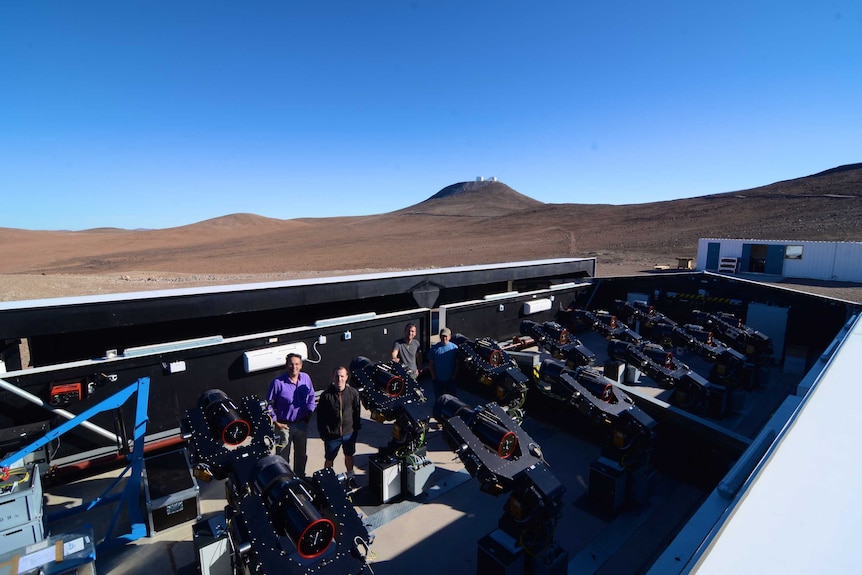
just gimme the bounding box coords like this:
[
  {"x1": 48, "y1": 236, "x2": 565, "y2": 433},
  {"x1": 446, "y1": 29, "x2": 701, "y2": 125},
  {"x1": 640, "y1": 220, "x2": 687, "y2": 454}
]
[{"x1": 475, "y1": 176, "x2": 498, "y2": 182}]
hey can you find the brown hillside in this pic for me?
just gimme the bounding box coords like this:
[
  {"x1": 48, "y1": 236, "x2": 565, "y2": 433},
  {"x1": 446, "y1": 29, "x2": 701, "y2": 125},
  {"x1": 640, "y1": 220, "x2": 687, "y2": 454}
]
[
  {"x1": 0, "y1": 166, "x2": 860, "y2": 301},
  {"x1": 396, "y1": 180, "x2": 545, "y2": 216}
]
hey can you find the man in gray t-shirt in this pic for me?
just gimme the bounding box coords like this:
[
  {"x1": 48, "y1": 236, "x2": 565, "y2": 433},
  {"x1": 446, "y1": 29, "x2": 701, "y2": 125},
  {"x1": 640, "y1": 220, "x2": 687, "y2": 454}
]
[{"x1": 391, "y1": 322, "x2": 422, "y2": 379}]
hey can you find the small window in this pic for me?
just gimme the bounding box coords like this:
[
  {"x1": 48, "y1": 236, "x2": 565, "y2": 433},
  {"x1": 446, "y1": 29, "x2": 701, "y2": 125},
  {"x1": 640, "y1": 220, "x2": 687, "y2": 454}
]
[{"x1": 785, "y1": 245, "x2": 803, "y2": 260}]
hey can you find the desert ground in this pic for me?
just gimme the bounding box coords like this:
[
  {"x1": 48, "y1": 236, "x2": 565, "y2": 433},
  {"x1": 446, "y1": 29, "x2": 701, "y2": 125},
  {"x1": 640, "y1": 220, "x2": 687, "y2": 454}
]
[
  {"x1": 1, "y1": 165, "x2": 861, "y2": 303},
  {"x1": 2, "y1": 260, "x2": 860, "y2": 304}
]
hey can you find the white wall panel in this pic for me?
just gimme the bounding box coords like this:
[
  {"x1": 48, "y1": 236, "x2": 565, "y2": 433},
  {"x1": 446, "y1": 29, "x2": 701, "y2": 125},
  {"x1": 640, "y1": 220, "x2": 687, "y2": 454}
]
[{"x1": 833, "y1": 243, "x2": 862, "y2": 282}]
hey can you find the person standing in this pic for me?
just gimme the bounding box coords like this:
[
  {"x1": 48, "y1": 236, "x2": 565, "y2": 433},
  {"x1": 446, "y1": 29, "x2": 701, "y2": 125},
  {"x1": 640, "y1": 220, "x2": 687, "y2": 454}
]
[
  {"x1": 429, "y1": 327, "x2": 459, "y2": 399},
  {"x1": 391, "y1": 322, "x2": 422, "y2": 379},
  {"x1": 316, "y1": 366, "x2": 362, "y2": 489},
  {"x1": 267, "y1": 353, "x2": 316, "y2": 478}
]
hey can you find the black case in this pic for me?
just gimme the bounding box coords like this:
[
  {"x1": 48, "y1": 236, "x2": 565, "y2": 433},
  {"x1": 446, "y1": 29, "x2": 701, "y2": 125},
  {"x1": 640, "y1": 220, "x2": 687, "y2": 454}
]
[{"x1": 143, "y1": 448, "x2": 201, "y2": 534}]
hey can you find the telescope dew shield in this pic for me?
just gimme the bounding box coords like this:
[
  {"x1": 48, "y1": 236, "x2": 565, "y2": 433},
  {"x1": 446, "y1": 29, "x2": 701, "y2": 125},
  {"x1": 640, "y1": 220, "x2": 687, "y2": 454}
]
[
  {"x1": 521, "y1": 320, "x2": 570, "y2": 346},
  {"x1": 433, "y1": 393, "x2": 473, "y2": 422},
  {"x1": 376, "y1": 368, "x2": 405, "y2": 397},
  {"x1": 350, "y1": 356, "x2": 405, "y2": 397},
  {"x1": 349, "y1": 356, "x2": 374, "y2": 375},
  {"x1": 475, "y1": 411, "x2": 518, "y2": 459},
  {"x1": 369, "y1": 362, "x2": 406, "y2": 397},
  {"x1": 197, "y1": 389, "x2": 251, "y2": 446},
  {"x1": 520, "y1": 320, "x2": 539, "y2": 338},
  {"x1": 475, "y1": 338, "x2": 504, "y2": 367},
  {"x1": 537, "y1": 358, "x2": 569, "y2": 383},
  {"x1": 252, "y1": 455, "x2": 335, "y2": 559},
  {"x1": 434, "y1": 395, "x2": 519, "y2": 459},
  {"x1": 540, "y1": 359, "x2": 616, "y2": 403}
]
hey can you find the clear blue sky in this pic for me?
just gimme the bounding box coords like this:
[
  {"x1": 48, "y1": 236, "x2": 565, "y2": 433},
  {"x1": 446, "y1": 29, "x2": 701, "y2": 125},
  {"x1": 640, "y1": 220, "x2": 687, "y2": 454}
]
[{"x1": 2, "y1": 1, "x2": 860, "y2": 230}]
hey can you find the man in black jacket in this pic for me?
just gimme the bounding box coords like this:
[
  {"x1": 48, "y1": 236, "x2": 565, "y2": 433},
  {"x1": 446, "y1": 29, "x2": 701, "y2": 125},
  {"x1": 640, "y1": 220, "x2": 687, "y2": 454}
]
[{"x1": 316, "y1": 365, "x2": 362, "y2": 487}]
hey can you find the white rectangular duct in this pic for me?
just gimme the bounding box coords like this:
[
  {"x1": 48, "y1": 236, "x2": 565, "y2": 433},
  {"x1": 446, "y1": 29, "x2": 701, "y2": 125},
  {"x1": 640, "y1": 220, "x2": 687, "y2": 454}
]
[
  {"x1": 523, "y1": 298, "x2": 553, "y2": 315},
  {"x1": 243, "y1": 342, "x2": 308, "y2": 374}
]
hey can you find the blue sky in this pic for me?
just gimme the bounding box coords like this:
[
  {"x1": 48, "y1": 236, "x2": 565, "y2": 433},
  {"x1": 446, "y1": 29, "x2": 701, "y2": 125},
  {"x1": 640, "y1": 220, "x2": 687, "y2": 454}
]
[{"x1": 1, "y1": 1, "x2": 860, "y2": 230}]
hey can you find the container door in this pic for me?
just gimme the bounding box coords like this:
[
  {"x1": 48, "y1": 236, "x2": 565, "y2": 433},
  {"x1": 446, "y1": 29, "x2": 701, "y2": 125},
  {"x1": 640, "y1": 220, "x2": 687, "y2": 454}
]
[
  {"x1": 705, "y1": 242, "x2": 721, "y2": 270},
  {"x1": 765, "y1": 244, "x2": 786, "y2": 275},
  {"x1": 740, "y1": 244, "x2": 753, "y2": 272}
]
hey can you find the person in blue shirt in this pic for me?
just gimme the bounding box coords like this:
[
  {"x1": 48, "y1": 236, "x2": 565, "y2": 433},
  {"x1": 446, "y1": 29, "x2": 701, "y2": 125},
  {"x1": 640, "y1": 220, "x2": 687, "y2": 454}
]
[
  {"x1": 429, "y1": 327, "x2": 459, "y2": 400},
  {"x1": 267, "y1": 353, "x2": 316, "y2": 478}
]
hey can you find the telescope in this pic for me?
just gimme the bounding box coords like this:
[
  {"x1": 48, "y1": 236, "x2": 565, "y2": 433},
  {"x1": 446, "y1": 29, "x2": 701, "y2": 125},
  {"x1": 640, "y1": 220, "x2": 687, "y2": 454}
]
[
  {"x1": 349, "y1": 356, "x2": 425, "y2": 421},
  {"x1": 197, "y1": 388, "x2": 251, "y2": 446},
  {"x1": 534, "y1": 358, "x2": 656, "y2": 470},
  {"x1": 566, "y1": 307, "x2": 643, "y2": 344},
  {"x1": 250, "y1": 455, "x2": 336, "y2": 559},
  {"x1": 434, "y1": 394, "x2": 519, "y2": 459},
  {"x1": 433, "y1": 395, "x2": 568, "y2": 571},
  {"x1": 691, "y1": 309, "x2": 774, "y2": 361},
  {"x1": 607, "y1": 339, "x2": 729, "y2": 419},
  {"x1": 350, "y1": 356, "x2": 435, "y2": 502},
  {"x1": 181, "y1": 389, "x2": 276, "y2": 482},
  {"x1": 225, "y1": 454, "x2": 374, "y2": 574},
  {"x1": 452, "y1": 334, "x2": 529, "y2": 421},
  {"x1": 613, "y1": 300, "x2": 756, "y2": 389},
  {"x1": 350, "y1": 356, "x2": 406, "y2": 400},
  {"x1": 182, "y1": 391, "x2": 374, "y2": 573},
  {"x1": 349, "y1": 356, "x2": 430, "y2": 458},
  {"x1": 520, "y1": 320, "x2": 596, "y2": 367}
]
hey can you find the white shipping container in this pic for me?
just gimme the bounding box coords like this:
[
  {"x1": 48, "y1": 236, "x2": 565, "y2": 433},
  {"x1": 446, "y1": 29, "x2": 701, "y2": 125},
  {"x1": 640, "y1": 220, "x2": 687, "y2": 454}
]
[{"x1": 698, "y1": 239, "x2": 862, "y2": 282}]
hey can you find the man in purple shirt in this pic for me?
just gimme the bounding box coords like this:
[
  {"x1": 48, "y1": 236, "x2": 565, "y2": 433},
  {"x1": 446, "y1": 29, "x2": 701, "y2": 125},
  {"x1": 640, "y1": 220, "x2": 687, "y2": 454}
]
[{"x1": 267, "y1": 353, "x2": 316, "y2": 478}]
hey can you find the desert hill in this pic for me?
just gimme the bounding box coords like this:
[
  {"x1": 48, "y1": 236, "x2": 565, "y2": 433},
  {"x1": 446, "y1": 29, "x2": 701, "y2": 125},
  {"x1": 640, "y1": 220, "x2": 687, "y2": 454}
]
[
  {"x1": 396, "y1": 181, "x2": 545, "y2": 217},
  {"x1": 0, "y1": 165, "x2": 860, "y2": 300}
]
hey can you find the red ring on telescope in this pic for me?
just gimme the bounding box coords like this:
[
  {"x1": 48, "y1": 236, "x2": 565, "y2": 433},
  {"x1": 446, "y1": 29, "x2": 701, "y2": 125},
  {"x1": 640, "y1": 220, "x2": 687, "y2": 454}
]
[
  {"x1": 497, "y1": 431, "x2": 518, "y2": 459},
  {"x1": 297, "y1": 517, "x2": 336, "y2": 559},
  {"x1": 221, "y1": 419, "x2": 251, "y2": 446},
  {"x1": 385, "y1": 376, "x2": 404, "y2": 397}
]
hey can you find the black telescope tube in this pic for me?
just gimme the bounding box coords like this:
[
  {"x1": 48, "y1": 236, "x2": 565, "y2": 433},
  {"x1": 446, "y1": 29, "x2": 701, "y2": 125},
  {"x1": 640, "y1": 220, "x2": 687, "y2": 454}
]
[
  {"x1": 252, "y1": 455, "x2": 335, "y2": 559},
  {"x1": 434, "y1": 394, "x2": 518, "y2": 459},
  {"x1": 350, "y1": 356, "x2": 404, "y2": 396},
  {"x1": 197, "y1": 389, "x2": 251, "y2": 446}
]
